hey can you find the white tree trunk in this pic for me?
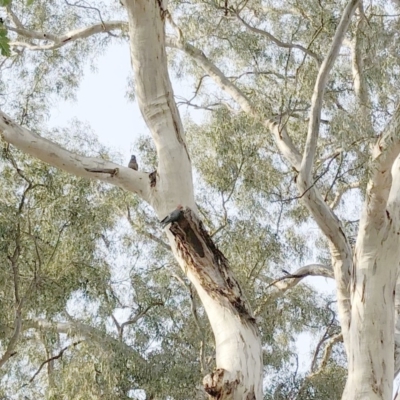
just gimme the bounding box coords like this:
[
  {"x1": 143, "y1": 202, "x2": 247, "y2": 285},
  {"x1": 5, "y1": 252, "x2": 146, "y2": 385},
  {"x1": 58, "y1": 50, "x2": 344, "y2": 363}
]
[
  {"x1": 343, "y1": 154, "x2": 400, "y2": 400},
  {"x1": 124, "y1": 0, "x2": 263, "y2": 397},
  {"x1": 0, "y1": 0, "x2": 264, "y2": 396},
  {"x1": 166, "y1": 211, "x2": 262, "y2": 398}
]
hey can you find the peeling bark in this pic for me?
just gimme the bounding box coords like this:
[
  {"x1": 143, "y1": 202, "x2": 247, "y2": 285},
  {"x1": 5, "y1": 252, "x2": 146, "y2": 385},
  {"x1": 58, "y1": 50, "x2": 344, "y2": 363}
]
[
  {"x1": 124, "y1": 0, "x2": 263, "y2": 397},
  {"x1": 167, "y1": 208, "x2": 262, "y2": 399}
]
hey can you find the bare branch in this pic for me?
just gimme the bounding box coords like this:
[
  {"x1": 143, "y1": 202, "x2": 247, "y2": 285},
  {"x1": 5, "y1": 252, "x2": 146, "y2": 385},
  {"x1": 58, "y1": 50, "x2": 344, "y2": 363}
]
[
  {"x1": 236, "y1": 15, "x2": 321, "y2": 63},
  {"x1": 308, "y1": 333, "x2": 343, "y2": 378},
  {"x1": 111, "y1": 314, "x2": 122, "y2": 338},
  {"x1": 9, "y1": 21, "x2": 128, "y2": 51},
  {"x1": 64, "y1": 0, "x2": 106, "y2": 27},
  {"x1": 329, "y1": 181, "x2": 360, "y2": 209},
  {"x1": 0, "y1": 110, "x2": 150, "y2": 200},
  {"x1": 300, "y1": 0, "x2": 360, "y2": 180},
  {"x1": 120, "y1": 302, "x2": 164, "y2": 337},
  {"x1": 24, "y1": 341, "x2": 82, "y2": 386},
  {"x1": 270, "y1": 264, "x2": 334, "y2": 292},
  {"x1": 0, "y1": 310, "x2": 21, "y2": 368},
  {"x1": 167, "y1": 37, "x2": 254, "y2": 115},
  {"x1": 254, "y1": 264, "x2": 334, "y2": 316}
]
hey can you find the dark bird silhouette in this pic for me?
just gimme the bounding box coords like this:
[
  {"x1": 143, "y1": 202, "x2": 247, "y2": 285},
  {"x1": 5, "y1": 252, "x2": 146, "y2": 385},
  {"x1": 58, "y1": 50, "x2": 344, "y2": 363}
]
[
  {"x1": 160, "y1": 205, "x2": 184, "y2": 226},
  {"x1": 128, "y1": 155, "x2": 138, "y2": 171}
]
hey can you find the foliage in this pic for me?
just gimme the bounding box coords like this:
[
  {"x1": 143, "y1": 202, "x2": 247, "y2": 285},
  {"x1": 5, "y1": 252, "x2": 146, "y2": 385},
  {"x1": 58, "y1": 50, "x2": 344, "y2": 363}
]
[{"x1": 2, "y1": 0, "x2": 397, "y2": 398}]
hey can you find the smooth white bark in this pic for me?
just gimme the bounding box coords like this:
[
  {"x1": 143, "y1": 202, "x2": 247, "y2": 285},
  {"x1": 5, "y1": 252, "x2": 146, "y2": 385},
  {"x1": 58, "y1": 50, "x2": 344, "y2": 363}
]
[
  {"x1": 9, "y1": 21, "x2": 128, "y2": 50},
  {"x1": 0, "y1": 110, "x2": 150, "y2": 200},
  {"x1": 301, "y1": 0, "x2": 360, "y2": 180},
  {"x1": 395, "y1": 274, "x2": 400, "y2": 378},
  {"x1": 343, "y1": 155, "x2": 400, "y2": 400},
  {"x1": 166, "y1": 211, "x2": 262, "y2": 398},
  {"x1": 342, "y1": 102, "x2": 400, "y2": 398},
  {"x1": 124, "y1": 1, "x2": 263, "y2": 397},
  {"x1": 125, "y1": 0, "x2": 195, "y2": 217}
]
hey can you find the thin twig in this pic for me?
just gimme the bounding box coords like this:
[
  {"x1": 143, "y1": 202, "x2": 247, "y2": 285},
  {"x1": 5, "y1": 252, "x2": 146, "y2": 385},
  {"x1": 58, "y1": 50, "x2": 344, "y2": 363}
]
[{"x1": 24, "y1": 341, "x2": 83, "y2": 386}]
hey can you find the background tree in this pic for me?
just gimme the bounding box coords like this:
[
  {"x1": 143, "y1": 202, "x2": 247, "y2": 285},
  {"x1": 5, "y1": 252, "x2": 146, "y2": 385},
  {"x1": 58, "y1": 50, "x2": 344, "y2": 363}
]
[{"x1": 0, "y1": 0, "x2": 399, "y2": 399}]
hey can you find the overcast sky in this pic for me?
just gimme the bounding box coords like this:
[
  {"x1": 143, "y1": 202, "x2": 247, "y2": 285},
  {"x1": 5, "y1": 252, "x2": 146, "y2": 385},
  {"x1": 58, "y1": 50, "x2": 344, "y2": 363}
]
[
  {"x1": 48, "y1": 42, "x2": 202, "y2": 164},
  {"x1": 48, "y1": 43, "x2": 149, "y2": 161}
]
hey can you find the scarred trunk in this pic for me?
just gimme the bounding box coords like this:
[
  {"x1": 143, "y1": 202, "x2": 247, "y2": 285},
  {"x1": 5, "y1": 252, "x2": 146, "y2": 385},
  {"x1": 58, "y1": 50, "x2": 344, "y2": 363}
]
[
  {"x1": 124, "y1": 0, "x2": 263, "y2": 397},
  {"x1": 167, "y1": 209, "x2": 262, "y2": 398}
]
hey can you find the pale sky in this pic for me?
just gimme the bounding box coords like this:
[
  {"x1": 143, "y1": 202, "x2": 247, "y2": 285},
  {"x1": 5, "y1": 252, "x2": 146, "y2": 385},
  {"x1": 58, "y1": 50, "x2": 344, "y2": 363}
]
[
  {"x1": 48, "y1": 43, "x2": 201, "y2": 163},
  {"x1": 48, "y1": 43, "x2": 148, "y2": 160}
]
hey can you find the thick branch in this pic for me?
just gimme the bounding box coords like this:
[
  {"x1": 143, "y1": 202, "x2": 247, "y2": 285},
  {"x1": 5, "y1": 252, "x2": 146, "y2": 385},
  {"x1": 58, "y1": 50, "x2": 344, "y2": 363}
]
[
  {"x1": 167, "y1": 37, "x2": 254, "y2": 115},
  {"x1": 350, "y1": 4, "x2": 369, "y2": 107},
  {"x1": 344, "y1": 154, "x2": 400, "y2": 398},
  {"x1": 167, "y1": 208, "x2": 262, "y2": 397},
  {"x1": 254, "y1": 264, "x2": 334, "y2": 316},
  {"x1": 6, "y1": 5, "x2": 23, "y2": 29},
  {"x1": 365, "y1": 104, "x2": 400, "y2": 223},
  {"x1": 0, "y1": 111, "x2": 150, "y2": 200},
  {"x1": 300, "y1": 0, "x2": 360, "y2": 180},
  {"x1": 125, "y1": 1, "x2": 194, "y2": 215},
  {"x1": 309, "y1": 333, "x2": 343, "y2": 378},
  {"x1": 9, "y1": 21, "x2": 128, "y2": 50}
]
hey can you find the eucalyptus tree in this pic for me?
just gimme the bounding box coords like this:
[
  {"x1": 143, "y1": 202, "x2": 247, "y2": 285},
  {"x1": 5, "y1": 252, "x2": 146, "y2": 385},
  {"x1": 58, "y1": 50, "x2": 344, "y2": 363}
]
[{"x1": 0, "y1": 0, "x2": 399, "y2": 399}]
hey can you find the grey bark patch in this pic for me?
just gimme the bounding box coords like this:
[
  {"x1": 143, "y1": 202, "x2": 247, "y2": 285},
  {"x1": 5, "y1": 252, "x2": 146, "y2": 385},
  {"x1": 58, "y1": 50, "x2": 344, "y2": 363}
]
[
  {"x1": 203, "y1": 368, "x2": 240, "y2": 398},
  {"x1": 171, "y1": 214, "x2": 204, "y2": 257},
  {"x1": 149, "y1": 170, "x2": 157, "y2": 187},
  {"x1": 246, "y1": 390, "x2": 256, "y2": 400},
  {"x1": 169, "y1": 208, "x2": 256, "y2": 323},
  {"x1": 3, "y1": 116, "x2": 12, "y2": 125}
]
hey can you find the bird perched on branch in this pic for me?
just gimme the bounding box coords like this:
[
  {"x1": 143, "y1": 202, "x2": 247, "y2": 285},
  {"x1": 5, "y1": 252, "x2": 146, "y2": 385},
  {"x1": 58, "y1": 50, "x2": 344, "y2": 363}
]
[
  {"x1": 128, "y1": 155, "x2": 138, "y2": 171},
  {"x1": 160, "y1": 205, "x2": 184, "y2": 226}
]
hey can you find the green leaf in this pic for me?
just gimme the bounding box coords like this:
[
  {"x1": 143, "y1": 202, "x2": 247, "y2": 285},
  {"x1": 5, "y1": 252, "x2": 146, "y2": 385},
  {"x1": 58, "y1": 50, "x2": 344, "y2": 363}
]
[
  {"x1": 26, "y1": 0, "x2": 34, "y2": 5},
  {"x1": 0, "y1": 0, "x2": 11, "y2": 6},
  {"x1": 0, "y1": 31, "x2": 10, "y2": 56}
]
